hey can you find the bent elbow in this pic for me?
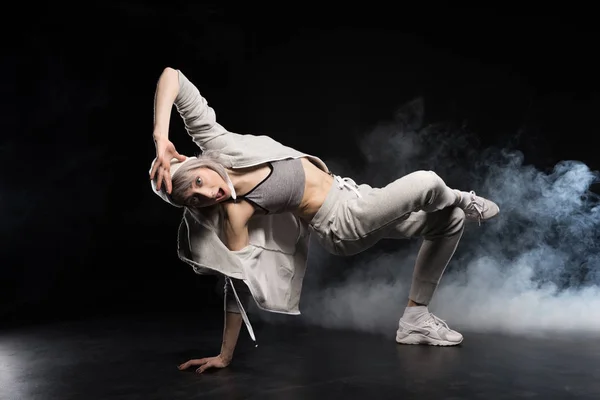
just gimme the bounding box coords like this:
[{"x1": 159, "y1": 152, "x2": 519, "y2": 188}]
[
  {"x1": 157, "y1": 67, "x2": 181, "y2": 95},
  {"x1": 161, "y1": 67, "x2": 180, "y2": 82}
]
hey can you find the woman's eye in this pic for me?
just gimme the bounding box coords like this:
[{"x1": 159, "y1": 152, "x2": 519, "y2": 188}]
[{"x1": 195, "y1": 177, "x2": 202, "y2": 185}]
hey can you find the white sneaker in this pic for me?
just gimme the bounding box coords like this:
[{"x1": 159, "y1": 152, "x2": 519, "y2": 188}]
[
  {"x1": 396, "y1": 312, "x2": 463, "y2": 346},
  {"x1": 462, "y1": 190, "x2": 500, "y2": 224}
]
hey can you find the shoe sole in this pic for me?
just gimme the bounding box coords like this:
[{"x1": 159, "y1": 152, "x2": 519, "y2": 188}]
[{"x1": 396, "y1": 333, "x2": 463, "y2": 346}]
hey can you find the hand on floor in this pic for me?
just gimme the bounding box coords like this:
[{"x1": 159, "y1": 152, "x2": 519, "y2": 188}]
[{"x1": 178, "y1": 355, "x2": 230, "y2": 374}]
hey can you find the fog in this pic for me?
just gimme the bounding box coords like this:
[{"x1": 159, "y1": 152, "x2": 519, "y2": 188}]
[{"x1": 257, "y1": 97, "x2": 600, "y2": 337}]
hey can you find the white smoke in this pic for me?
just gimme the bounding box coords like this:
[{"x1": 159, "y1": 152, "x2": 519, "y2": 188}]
[{"x1": 257, "y1": 97, "x2": 600, "y2": 337}]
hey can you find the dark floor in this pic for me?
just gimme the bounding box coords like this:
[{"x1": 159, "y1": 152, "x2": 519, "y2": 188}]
[{"x1": 1, "y1": 310, "x2": 599, "y2": 400}]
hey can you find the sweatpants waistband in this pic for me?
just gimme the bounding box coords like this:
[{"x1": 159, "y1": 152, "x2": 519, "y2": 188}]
[{"x1": 310, "y1": 175, "x2": 362, "y2": 230}]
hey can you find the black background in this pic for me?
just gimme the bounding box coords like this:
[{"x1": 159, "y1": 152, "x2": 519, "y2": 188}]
[{"x1": 3, "y1": 4, "x2": 599, "y2": 326}]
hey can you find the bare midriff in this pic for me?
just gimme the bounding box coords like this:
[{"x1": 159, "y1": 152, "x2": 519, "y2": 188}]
[
  {"x1": 295, "y1": 158, "x2": 334, "y2": 222},
  {"x1": 226, "y1": 158, "x2": 334, "y2": 222}
]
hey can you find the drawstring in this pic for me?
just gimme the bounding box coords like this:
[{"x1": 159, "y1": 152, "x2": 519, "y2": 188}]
[
  {"x1": 224, "y1": 171, "x2": 237, "y2": 200},
  {"x1": 226, "y1": 277, "x2": 258, "y2": 347},
  {"x1": 334, "y1": 175, "x2": 362, "y2": 198}
]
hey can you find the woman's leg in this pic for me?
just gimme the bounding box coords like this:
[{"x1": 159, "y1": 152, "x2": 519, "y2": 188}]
[
  {"x1": 319, "y1": 170, "x2": 497, "y2": 346},
  {"x1": 326, "y1": 169, "x2": 497, "y2": 255},
  {"x1": 328, "y1": 170, "x2": 462, "y2": 254},
  {"x1": 379, "y1": 206, "x2": 466, "y2": 346},
  {"x1": 387, "y1": 207, "x2": 466, "y2": 305}
]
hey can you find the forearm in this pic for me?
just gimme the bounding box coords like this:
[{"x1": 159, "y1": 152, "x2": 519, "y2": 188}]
[
  {"x1": 153, "y1": 67, "x2": 180, "y2": 140},
  {"x1": 222, "y1": 275, "x2": 253, "y2": 362},
  {"x1": 220, "y1": 311, "x2": 243, "y2": 362}
]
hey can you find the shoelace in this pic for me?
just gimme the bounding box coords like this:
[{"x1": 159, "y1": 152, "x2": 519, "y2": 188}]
[
  {"x1": 335, "y1": 176, "x2": 362, "y2": 198},
  {"x1": 463, "y1": 190, "x2": 484, "y2": 226},
  {"x1": 422, "y1": 313, "x2": 450, "y2": 331}
]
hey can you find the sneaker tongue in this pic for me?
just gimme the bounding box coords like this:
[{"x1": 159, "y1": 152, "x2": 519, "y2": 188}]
[
  {"x1": 409, "y1": 311, "x2": 432, "y2": 325},
  {"x1": 420, "y1": 313, "x2": 445, "y2": 329}
]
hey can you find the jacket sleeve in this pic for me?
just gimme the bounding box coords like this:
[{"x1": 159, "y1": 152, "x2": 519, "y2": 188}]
[
  {"x1": 174, "y1": 70, "x2": 229, "y2": 150},
  {"x1": 224, "y1": 276, "x2": 253, "y2": 314}
]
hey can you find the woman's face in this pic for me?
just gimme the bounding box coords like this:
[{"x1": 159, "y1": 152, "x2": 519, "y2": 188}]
[{"x1": 185, "y1": 167, "x2": 232, "y2": 207}]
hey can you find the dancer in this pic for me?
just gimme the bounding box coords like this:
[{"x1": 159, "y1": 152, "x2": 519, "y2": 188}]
[{"x1": 149, "y1": 67, "x2": 499, "y2": 374}]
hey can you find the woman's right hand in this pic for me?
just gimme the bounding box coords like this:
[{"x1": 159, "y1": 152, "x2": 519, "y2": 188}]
[
  {"x1": 150, "y1": 135, "x2": 186, "y2": 194},
  {"x1": 177, "y1": 355, "x2": 231, "y2": 374}
]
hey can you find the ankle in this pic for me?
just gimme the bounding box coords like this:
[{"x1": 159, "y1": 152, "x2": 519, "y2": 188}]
[
  {"x1": 453, "y1": 189, "x2": 462, "y2": 207},
  {"x1": 402, "y1": 304, "x2": 428, "y2": 322},
  {"x1": 454, "y1": 189, "x2": 475, "y2": 209},
  {"x1": 407, "y1": 299, "x2": 426, "y2": 307}
]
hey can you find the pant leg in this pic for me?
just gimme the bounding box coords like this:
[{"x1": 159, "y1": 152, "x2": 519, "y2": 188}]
[
  {"x1": 327, "y1": 170, "x2": 460, "y2": 255},
  {"x1": 315, "y1": 170, "x2": 465, "y2": 305},
  {"x1": 385, "y1": 207, "x2": 465, "y2": 305}
]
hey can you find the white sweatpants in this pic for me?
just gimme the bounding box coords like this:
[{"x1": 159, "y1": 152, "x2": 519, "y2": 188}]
[{"x1": 309, "y1": 170, "x2": 465, "y2": 305}]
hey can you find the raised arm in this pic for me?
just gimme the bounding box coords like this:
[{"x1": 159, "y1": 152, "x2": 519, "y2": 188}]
[
  {"x1": 153, "y1": 67, "x2": 227, "y2": 141},
  {"x1": 172, "y1": 69, "x2": 228, "y2": 148},
  {"x1": 150, "y1": 67, "x2": 186, "y2": 193},
  {"x1": 152, "y1": 67, "x2": 179, "y2": 141},
  {"x1": 150, "y1": 67, "x2": 231, "y2": 193}
]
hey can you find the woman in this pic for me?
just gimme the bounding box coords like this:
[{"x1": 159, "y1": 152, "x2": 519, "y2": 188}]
[{"x1": 150, "y1": 67, "x2": 499, "y2": 374}]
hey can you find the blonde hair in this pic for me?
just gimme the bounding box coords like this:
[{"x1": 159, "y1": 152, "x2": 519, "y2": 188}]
[{"x1": 171, "y1": 150, "x2": 231, "y2": 231}]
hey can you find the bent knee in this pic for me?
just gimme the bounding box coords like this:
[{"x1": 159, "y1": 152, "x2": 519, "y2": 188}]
[
  {"x1": 411, "y1": 170, "x2": 447, "y2": 195},
  {"x1": 421, "y1": 207, "x2": 465, "y2": 239},
  {"x1": 446, "y1": 207, "x2": 465, "y2": 235}
]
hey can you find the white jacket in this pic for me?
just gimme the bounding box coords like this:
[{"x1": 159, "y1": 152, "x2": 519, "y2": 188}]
[{"x1": 152, "y1": 70, "x2": 331, "y2": 341}]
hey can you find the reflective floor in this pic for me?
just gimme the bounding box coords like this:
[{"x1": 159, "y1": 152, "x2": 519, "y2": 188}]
[{"x1": 1, "y1": 311, "x2": 599, "y2": 399}]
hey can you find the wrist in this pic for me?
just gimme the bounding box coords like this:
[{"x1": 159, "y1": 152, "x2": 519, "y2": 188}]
[
  {"x1": 153, "y1": 130, "x2": 167, "y2": 142},
  {"x1": 219, "y1": 353, "x2": 232, "y2": 364}
]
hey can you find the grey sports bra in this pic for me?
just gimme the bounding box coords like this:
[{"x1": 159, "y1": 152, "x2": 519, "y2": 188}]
[{"x1": 236, "y1": 158, "x2": 305, "y2": 214}]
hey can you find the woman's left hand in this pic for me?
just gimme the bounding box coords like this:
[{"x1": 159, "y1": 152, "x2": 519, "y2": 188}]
[{"x1": 178, "y1": 355, "x2": 231, "y2": 374}]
